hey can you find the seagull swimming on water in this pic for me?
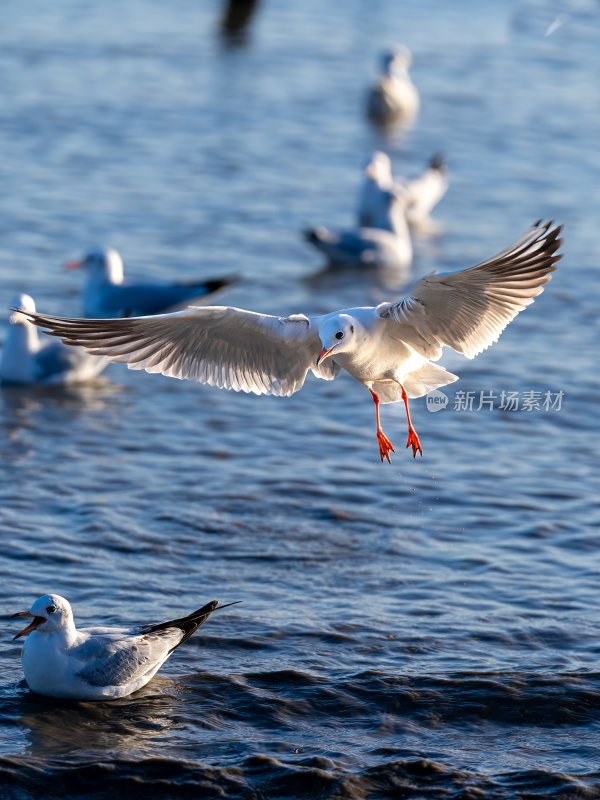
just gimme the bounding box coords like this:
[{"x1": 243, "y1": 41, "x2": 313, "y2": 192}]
[
  {"x1": 19, "y1": 221, "x2": 562, "y2": 463},
  {"x1": 67, "y1": 248, "x2": 236, "y2": 318},
  {"x1": 367, "y1": 47, "x2": 419, "y2": 126},
  {"x1": 0, "y1": 294, "x2": 107, "y2": 387},
  {"x1": 12, "y1": 594, "x2": 239, "y2": 700},
  {"x1": 304, "y1": 185, "x2": 413, "y2": 272}
]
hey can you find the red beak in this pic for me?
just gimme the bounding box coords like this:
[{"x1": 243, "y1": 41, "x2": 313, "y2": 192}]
[
  {"x1": 64, "y1": 259, "x2": 83, "y2": 270},
  {"x1": 316, "y1": 347, "x2": 333, "y2": 367},
  {"x1": 12, "y1": 611, "x2": 45, "y2": 640}
]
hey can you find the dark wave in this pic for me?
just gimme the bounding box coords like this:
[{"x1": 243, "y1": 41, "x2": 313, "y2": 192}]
[{"x1": 1, "y1": 755, "x2": 599, "y2": 800}]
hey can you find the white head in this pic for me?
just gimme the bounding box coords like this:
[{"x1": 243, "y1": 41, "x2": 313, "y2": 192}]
[
  {"x1": 66, "y1": 249, "x2": 124, "y2": 285},
  {"x1": 12, "y1": 593, "x2": 75, "y2": 639},
  {"x1": 9, "y1": 293, "x2": 36, "y2": 325},
  {"x1": 381, "y1": 47, "x2": 413, "y2": 75},
  {"x1": 317, "y1": 314, "x2": 359, "y2": 366},
  {"x1": 364, "y1": 151, "x2": 393, "y2": 186}
]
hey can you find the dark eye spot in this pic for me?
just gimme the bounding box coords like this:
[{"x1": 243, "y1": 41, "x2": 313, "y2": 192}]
[
  {"x1": 46, "y1": 605, "x2": 57, "y2": 614},
  {"x1": 335, "y1": 331, "x2": 344, "y2": 340}
]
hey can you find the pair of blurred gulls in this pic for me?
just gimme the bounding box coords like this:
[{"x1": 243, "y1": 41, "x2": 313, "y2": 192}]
[
  {"x1": 305, "y1": 150, "x2": 448, "y2": 272},
  {"x1": 1, "y1": 252, "x2": 235, "y2": 386}
]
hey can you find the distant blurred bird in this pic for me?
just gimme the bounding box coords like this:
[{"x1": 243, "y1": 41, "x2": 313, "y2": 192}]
[
  {"x1": 220, "y1": 0, "x2": 260, "y2": 43},
  {"x1": 0, "y1": 294, "x2": 107, "y2": 387},
  {"x1": 66, "y1": 249, "x2": 236, "y2": 318},
  {"x1": 304, "y1": 186, "x2": 413, "y2": 272},
  {"x1": 20, "y1": 221, "x2": 562, "y2": 463},
  {"x1": 367, "y1": 48, "x2": 419, "y2": 126},
  {"x1": 12, "y1": 593, "x2": 239, "y2": 700},
  {"x1": 358, "y1": 152, "x2": 448, "y2": 234}
]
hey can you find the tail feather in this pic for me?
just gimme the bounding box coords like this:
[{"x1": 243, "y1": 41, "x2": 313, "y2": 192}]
[{"x1": 404, "y1": 362, "x2": 458, "y2": 399}]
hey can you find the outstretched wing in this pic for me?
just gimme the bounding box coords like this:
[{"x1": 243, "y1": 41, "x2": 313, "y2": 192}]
[
  {"x1": 379, "y1": 220, "x2": 562, "y2": 359},
  {"x1": 19, "y1": 306, "x2": 338, "y2": 396}
]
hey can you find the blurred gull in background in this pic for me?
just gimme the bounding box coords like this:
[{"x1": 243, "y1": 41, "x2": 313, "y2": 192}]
[
  {"x1": 67, "y1": 249, "x2": 237, "y2": 318},
  {"x1": 13, "y1": 594, "x2": 239, "y2": 700},
  {"x1": 367, "y1": 47, "x2": 420, "y2": 126},
  {"x1": 22, "y1": 222, "x2": 561, "y2": 463},
  {"x1": 304, "y1": 186, "x2": 413, "y2": 273},
  {"x1": 358, "y1": 151, "x2": 449, "y2": 234},
  {"x1": 0, "y1": 294, "x2": 107, "y2": 387}
]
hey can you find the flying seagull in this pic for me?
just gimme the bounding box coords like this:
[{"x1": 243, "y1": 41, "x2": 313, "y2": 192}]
[
  {"x1": 66, "y1": 248, "x2": 236, "y2": 318},
  {"x1": 12, "y1": 593, "x2": 239, "y2": 700},
  {"x1": 18, "y1": 221, "x2": 562, "y2": 462}
]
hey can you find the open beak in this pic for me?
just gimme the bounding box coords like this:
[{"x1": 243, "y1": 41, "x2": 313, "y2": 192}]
[
  {"x1": 316, "y1": 347, "x2": 333, "y2": 367},
  {"x1": 12, "y1": 611, "x2": 45, "y2": 640},
  {"x1": 64, "y1": 259, "x2": 83, "y2": 270}
]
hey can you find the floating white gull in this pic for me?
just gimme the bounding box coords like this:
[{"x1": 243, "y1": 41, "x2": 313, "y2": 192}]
[
  {"x1": 358, "y1": 152, "x2": 448, "y2": 234},
  {"x1": 367, "y1": 47, "x2": 419, "y2": 126},
  {"x1": 67, "y1": 248, "x2": 236, "y2": 318},
  {"x1": 12, "y1": 593, "x2": 238, "y2": 700},
  {"x1": 0, "y1": 294, "x2": 107, "y2": 387},
  {"x1": 20, "y1": 221, "x2": 561, "y2": 462},
  {"x1": 304, "y1": 186, "x2": 412, "y2": 272}
]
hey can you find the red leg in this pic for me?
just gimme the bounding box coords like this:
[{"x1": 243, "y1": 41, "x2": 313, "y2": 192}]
[
  {"x1": 401, "y1": 386, "x2": 423, "y2": 458},
  {"x1": 370, "y1": 389, "x2": 395, "y2": 463}
]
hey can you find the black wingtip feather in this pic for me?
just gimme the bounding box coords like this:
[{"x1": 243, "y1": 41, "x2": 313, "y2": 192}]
[
  {"x1": 177, "y1": 275, "x2": 239, "y2": 293},
  {"x1": 204, "y1": 275, "x2": 238, "y2": 293},
  {"x1": 429, "y1": 153, "x2": 445, "y2": 171},
  {"x1": 141, "y1": 600, "x2": 241, "y2": 652},
  {"x1": 303, "y1": 228, "x2": 320, "y2": 244}
]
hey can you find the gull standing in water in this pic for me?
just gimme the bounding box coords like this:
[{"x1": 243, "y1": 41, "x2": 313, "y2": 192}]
[
  {"x1": 12, "y1": 594, "x2": 239, "y2": 700},
  {"x1": 20, "y1": 222, "x2": 561, "y2": 463},
  {"x1": 367, "y1": 47, "x2": 419, "y2": 126},
  {"x1": 66, "y1": 248, "x2": 236, "y2": 318},
  {"x1": 0, "y1": 294, "x2": 107, "y2": 386}
]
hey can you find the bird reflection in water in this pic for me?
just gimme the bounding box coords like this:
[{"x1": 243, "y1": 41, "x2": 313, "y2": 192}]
[{"x1": 17, "y1": 677, "x2": 177, "y2": 761}]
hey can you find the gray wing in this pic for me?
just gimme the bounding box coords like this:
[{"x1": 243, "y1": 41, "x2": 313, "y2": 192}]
[
  {"x1": 75, "y1": 629, "x2": 182, "y2": 688},
  {"x1": 34, "y1": 341, "x2": 79, "y2": 380},
  {"x1": 20, "y1": 305, "x2": 338, "y2": 396},
  {"x1": 305, "y1": 226, "x2": 395, "y2": 266},
  {"x1": 378, "y1": 221, "x2": 562, "y2": 359},
  {"x1": 93, "y1": 279, "x2": 232, "y2": 318},
  {"x1": 34, "y1": 340, "x2": 105, "y2": 383}
]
